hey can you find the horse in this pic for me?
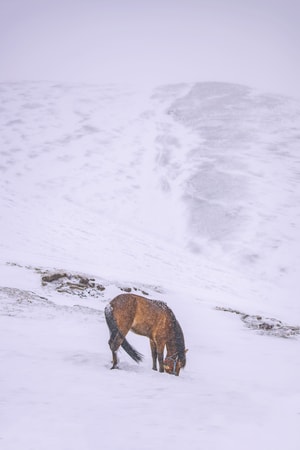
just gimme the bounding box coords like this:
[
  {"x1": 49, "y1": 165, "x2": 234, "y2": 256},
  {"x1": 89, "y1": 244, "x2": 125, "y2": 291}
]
[{"x1": 104, "y1": 293, "x2": 187, "y2": 376}]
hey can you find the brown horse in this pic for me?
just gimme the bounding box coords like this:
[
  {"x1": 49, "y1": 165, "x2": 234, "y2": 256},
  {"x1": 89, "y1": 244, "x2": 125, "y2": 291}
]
[{"x1": 104, "y1": 293, "x2": 187, "y2": 376}]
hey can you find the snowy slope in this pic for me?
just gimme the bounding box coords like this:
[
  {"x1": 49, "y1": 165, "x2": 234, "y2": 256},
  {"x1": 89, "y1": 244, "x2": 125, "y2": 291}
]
[{"x1": 0, "y1": 81, "x2": 300, "y2": 450}]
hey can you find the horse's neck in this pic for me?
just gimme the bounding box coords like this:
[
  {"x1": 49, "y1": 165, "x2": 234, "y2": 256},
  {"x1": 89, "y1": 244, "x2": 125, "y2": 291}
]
[
  {"x1": 165, "y1": 323, "x2": 178, "y2": 357},
  {"x1": 166, "y1": 340, "x2": 177, "y2": 357},
  {"x1": 165, "y1": 316, "x2": 185, "y2": 359}
]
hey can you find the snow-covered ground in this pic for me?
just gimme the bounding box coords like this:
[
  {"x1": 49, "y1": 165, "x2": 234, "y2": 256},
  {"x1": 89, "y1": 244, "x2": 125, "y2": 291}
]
[{"x1": 0, "y1": 81, "x2": 299, "y2": 449}]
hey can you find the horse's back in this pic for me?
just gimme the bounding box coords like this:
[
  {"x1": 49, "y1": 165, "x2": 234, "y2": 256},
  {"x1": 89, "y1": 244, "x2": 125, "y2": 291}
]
[
  {"x1": 110, "y1": 293, "x2": 137, "y2": 311},
  {"x1": 108, "y1": 294, "x2": 138, "y2": 331},
  {"x1": 109, "y1": 293, "x2": 170, "y2": 338},
  {"x1": 110, "y1": 293, "x2": 163, "y2": 310}
]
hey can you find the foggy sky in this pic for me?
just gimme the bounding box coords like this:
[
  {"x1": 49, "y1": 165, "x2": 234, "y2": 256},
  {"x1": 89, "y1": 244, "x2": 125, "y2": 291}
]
[{"x1": 1, "y1": 0, "x2": 299, "y2": 98}]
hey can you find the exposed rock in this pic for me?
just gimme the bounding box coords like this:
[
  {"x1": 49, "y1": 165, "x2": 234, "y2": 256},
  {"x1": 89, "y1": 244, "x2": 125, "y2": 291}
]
[
  {"x1": 216, "y1": 306, "x2": 300, "y2": 338},
  {"x1": 41, "y1": 271, "x2": 106, "y2": 298}
]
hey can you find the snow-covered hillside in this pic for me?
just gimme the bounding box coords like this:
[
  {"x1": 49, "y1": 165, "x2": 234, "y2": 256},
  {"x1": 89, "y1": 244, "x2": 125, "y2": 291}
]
[{"x1": 1, "y1": 81, "x2": 299, "y2": 450}]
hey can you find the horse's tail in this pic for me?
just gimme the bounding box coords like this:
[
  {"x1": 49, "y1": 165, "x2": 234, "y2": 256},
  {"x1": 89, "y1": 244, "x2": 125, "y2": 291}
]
[
  {"x1": 121, "y1": 338, "x2": 143, "y2": 363},
  {"x1": 104, "y1": 304, "x2": 143, "y2": 363}
]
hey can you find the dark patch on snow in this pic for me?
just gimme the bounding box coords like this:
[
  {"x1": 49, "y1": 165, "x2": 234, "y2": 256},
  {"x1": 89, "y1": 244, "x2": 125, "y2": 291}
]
[
  {"x1": 216, "y1": 306, "x2": 300, "y2": 338},
  {"x1": 41, "y1": 271, "x2": 106, "y2": 298},
  {"x1": 5, "y1": 263, "x2": 164, "y2": 303},
  {"x1": 0, "y1": 286, "x2": 102, "y2": 321}
]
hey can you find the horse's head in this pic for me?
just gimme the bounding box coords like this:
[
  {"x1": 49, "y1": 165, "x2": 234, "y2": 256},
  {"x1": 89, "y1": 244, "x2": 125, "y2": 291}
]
[{"x1": 163, "y1": 349, "x2": 188, "y2": 376}]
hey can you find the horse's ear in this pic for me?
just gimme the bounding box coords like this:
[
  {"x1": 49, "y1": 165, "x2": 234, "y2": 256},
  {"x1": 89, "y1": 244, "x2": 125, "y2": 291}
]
[{"x1": 185, "y1": 349, "x2": 189, "y2": 354}]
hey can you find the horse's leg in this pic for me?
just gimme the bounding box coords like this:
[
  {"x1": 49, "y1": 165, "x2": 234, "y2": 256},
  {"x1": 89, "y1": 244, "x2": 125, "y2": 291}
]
[
  {"x1": 111, "y1": 348, "x2": 118, "y2": 369},
  {"x1": 150, "y1": 339, "x2": 158, "y2": 371},
  {"x1": 108, "y1": 331, "x2": 124, "y2": 369},
  {"x1": 156, "y1": 341, "x2": 165, "y2": 372},
  {"x1": 109, "y1": 316, "x2": 135, "y2": 369}
]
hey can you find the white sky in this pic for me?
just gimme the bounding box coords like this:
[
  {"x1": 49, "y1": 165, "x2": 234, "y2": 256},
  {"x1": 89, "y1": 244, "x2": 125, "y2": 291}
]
[{"x1": 1, "y1": 0, "x2": 300, "y2": 98}]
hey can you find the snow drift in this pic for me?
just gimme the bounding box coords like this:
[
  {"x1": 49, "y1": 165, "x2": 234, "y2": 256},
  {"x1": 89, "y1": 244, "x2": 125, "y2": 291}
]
[{"x1": 0, "y1": 81, "x2": 299, "y2": 450}]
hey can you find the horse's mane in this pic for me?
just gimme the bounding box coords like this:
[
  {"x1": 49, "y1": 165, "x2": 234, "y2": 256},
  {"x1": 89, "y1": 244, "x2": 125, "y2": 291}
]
[
  {"x1": 155, "y1": 300, "x2": 186, "y2": 367},
  {"x1": 172, "y1": 316, "x2": 186, "y2": 367}
]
